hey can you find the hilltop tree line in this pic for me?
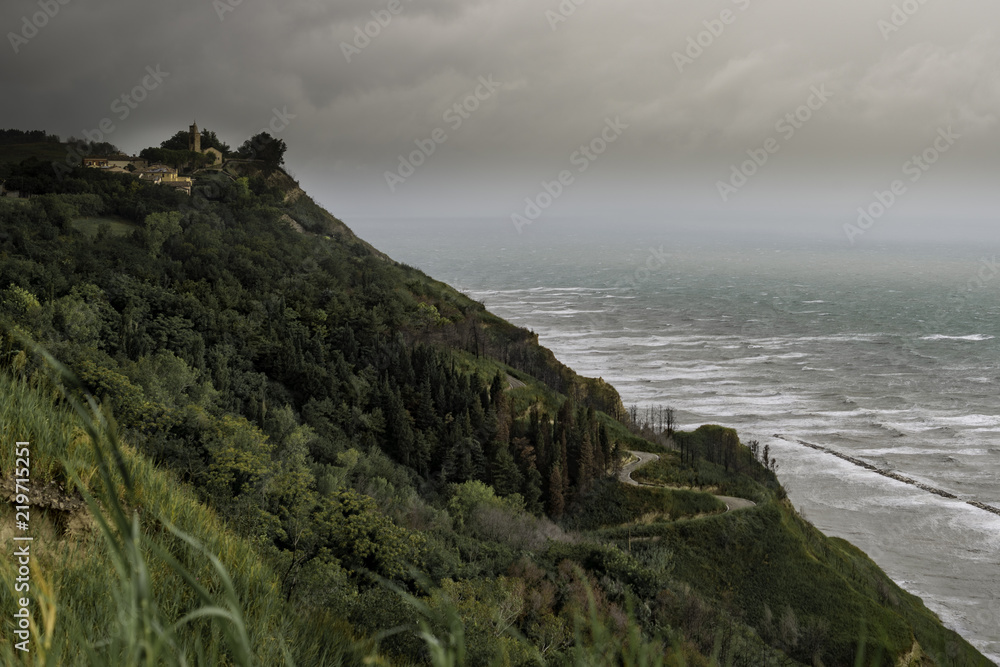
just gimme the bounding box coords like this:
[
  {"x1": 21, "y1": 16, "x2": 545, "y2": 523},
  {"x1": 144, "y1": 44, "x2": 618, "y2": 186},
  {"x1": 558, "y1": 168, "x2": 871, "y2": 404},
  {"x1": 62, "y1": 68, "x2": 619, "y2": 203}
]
[
  {"x1": 160, "y1": 128, "x2": 232, "y2": 154},
  {"x1": 139, "y1": 127, "x2": 286, "y2": 172},
  {"x1": 0, "y1": 128, "x2": 61, "y2": 145},
  {"x1": 144, "y1": 127, "x2": 286, "y2": 171}
]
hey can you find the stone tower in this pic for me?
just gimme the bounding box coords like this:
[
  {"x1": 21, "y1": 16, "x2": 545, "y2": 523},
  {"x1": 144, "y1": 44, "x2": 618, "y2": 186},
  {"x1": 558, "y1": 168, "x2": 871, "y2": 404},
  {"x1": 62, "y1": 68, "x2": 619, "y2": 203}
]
[{"x1": 189, "y1": 122, "x2": 201, "y2": 153}]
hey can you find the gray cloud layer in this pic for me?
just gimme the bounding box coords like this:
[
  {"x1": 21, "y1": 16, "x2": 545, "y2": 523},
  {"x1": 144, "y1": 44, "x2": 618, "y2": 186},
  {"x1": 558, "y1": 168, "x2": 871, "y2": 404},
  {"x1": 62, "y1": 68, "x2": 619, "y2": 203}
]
[{"x1": 2, "y1": 0, "x2": 998, "y2": 233}]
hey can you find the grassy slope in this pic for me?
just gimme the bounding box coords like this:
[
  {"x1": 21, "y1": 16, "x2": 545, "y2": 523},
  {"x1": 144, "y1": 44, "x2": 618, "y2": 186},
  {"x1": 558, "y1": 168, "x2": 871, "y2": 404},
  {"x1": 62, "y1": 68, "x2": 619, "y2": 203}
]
[
  {"x1": 597, "y1": 452, "x2": 992, "y2": 667},
  {"x1": 563, "y1": 480, "x2": 727, "y2": 531},
  {"x1": 0, "y1": 373, "x2": 380, "y2": 666}
]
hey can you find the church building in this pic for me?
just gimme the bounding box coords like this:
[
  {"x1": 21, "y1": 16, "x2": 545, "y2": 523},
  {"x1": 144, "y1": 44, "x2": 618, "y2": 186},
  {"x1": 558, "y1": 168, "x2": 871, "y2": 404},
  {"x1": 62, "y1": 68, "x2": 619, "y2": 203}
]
[{"x1": 189, "y1": 122, "x2": 224, "y2": 168}]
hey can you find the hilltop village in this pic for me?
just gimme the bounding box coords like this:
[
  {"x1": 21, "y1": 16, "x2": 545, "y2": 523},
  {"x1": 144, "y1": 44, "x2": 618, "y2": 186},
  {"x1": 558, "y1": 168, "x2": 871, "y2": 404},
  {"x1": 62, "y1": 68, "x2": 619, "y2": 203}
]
[
  {"x1": 80, "y1": 123, "x2": 225, "y2": 196},
  {"x1": 0, "y1": 123, "x2": 285, "y2": 199}
]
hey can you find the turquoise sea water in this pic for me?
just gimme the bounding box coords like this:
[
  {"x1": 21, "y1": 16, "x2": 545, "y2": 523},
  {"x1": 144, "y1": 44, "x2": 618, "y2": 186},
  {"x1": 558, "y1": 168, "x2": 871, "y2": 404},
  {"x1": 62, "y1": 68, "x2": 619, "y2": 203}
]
[{"x1": 351, "y1": 218, "x2": 1000, "y2": 662}]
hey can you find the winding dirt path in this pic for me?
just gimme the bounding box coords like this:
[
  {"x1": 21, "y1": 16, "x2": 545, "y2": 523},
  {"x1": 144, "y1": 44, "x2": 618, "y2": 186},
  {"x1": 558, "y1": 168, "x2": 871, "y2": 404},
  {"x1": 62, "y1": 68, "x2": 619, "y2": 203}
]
[
  {"x1": 621, "y1": 450, "x2": 756, "y2": 513},
  {"x1": 619, "y1": 450, "x2": 660, "y2": 485}
]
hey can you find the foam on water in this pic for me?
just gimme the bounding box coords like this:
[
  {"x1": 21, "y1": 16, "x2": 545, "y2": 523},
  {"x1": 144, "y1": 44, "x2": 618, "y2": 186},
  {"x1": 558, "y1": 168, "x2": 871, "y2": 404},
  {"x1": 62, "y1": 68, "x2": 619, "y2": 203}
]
[
  {"x1": 921, "y1": 334, "x2": 996, "y2": 341},
  {"x1": 933, "y1": 414, "x2": 1000, "y2": 428}
]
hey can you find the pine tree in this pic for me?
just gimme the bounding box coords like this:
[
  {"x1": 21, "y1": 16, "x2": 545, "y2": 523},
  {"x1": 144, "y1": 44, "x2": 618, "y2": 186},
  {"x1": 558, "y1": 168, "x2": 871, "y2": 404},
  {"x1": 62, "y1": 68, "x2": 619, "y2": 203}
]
[
  {"x1": 442, "y1": 430, "x2": 476, "y2": 485},
  {"x1": 523, "y1": 466, "x2": 544, "y2": 515},
  {"x1": 413, "y1": 378, "x2": 436, "y2": 430},
  {"x1": 460, "y1": 411, "x2": 486, "y2": 481},
  {"x1": 577, "y1": 428, "x2": 595, "y2": 493},
  {"x1": 512, "y1": 436, "x2": 536, "y2": 472},
  {"x1": 599, "y1": 424, "x2": 612, "y2": 472},
  {"x1": 548, "y1": 463, "x2": 565, "y2": 517},
  {"x1": 382, "y1": 385, "x2": 415, "y2": 467},
  {"x1": 559, "y1": 431, "x2": 570, "y2": 493},
  {"x1": 489, "y1": 372, "x2": 505, "y2": 407},
  {"x1": 492, "y1": 444, "x2": 523, "y2": 497},
  {"x1": 470, "y1": 394, "x2": 488, "y2": 444},
  {"x1": 412, "y1": 431, "x2": 432, "y2": 477},
  {"x1": 535, "y1": 410, "x2": 551, "y2": 474}
]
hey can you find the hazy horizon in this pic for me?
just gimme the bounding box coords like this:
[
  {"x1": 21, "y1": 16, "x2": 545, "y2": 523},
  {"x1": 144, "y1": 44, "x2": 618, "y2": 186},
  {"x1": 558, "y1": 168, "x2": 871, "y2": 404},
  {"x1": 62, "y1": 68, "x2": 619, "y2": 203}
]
[{"x1": 2, "y1": 0, "x2": 998, "y2": 244}]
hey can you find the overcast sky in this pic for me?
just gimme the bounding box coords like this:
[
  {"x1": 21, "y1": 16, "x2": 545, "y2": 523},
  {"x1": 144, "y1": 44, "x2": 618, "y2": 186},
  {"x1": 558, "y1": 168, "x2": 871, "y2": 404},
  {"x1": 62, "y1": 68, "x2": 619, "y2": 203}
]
[{"x1": 2, "y1": 0, "x2": 998, "y2": 240}]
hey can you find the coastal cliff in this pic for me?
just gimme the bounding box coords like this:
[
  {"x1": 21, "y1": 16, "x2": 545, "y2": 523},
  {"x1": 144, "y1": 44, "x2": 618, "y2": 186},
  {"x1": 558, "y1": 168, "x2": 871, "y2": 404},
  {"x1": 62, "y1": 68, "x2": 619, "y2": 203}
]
[{"x1": 0, "y1": 138, "x2": 992, "y2": 666}]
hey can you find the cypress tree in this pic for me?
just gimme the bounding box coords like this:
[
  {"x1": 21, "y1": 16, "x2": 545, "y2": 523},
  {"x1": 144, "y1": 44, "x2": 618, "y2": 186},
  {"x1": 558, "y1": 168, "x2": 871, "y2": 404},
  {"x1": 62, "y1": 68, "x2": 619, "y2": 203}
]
[
  {"x1": 578, "y1": 428, "x2": 594, "y2": 492},
  {"x1": 548, "y1": 463, "x2": 565, "y2": 518},
  {"x1": 523, "y1": 466, "x2": 544, "y2": 515},
  {"x1": 492, "y1": 444, "x2": 523, "y2": 497}
]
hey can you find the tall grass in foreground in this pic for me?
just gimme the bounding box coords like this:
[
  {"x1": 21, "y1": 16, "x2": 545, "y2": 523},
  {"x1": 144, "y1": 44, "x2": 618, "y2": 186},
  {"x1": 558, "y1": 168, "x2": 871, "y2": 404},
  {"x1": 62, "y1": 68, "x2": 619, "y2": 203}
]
[
  {"x1": 0, "y1": 346, "x2": 376, "y2": 665},
  {"x1": 0, "y1": 351, "x2": 261, "y2": 665}
]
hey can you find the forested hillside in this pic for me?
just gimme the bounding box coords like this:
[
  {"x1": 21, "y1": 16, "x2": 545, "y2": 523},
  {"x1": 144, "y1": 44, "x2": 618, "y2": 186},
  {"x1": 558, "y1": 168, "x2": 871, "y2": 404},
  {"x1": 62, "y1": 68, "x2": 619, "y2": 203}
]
[{"x1": 0, "y1": 140, "x2": 991, "y2": 666}]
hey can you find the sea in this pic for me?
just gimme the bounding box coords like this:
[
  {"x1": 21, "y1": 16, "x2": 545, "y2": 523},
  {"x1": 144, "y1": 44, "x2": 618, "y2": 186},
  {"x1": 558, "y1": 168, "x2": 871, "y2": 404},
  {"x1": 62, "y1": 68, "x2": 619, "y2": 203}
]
[{"x1": 350, "y1": 217, "x2": 1000, "y2": 663}]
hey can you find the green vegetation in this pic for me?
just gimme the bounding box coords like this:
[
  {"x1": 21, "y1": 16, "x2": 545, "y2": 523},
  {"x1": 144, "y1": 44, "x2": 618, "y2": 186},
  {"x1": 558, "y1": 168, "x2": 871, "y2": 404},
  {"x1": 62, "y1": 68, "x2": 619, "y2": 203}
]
[
  {"x1": 632, "y1": 444, "x2": 782, "y2": 506},
  {"x1": 0, "y1": 135, "x2": 992, "y2": 666},
  {"x1": 0, "y1": 367, "x2": 377, "y2": 665},
  {"x1": 0, "y1": 129, "x2": 62, "y2": 146},
  {"x1": 139, "y1": 147, "x2": 216, "y2": 171},
  {"x1": 160, "y1": 128, "x2": 231, "y2": 155},
  {"x1": 590, "y1": 499, "x2": 988, "y2": 667},
  {"x1": 0, "y1": 142, "x2": 71, "y2": 170},
  {"x1": 71, "y1": 216, "x2": 137, "y2": 239},
  {"x1": 234, "y1": 132, "x2": 287, "y2": 170},
  {"x1": 564, "y1": 480, "x2": 726, "y2": 531}
]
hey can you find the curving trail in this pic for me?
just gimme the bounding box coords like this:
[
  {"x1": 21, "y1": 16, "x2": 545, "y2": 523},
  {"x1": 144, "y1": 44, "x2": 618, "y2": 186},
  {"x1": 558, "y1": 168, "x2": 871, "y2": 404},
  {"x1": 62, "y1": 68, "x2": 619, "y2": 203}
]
[
  {"x1": 619, "y1": 450, "x2": 661, "y2": 486},
  {"x1": 622, "y1": 450, "x2": 756, "y2": 513}
]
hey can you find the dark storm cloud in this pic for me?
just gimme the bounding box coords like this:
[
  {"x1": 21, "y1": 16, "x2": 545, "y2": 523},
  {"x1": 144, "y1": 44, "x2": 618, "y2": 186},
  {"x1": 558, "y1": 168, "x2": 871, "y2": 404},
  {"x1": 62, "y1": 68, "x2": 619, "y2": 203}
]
[{"x1": 2, "y1": 0, "x2": 998, "y2": 222}]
